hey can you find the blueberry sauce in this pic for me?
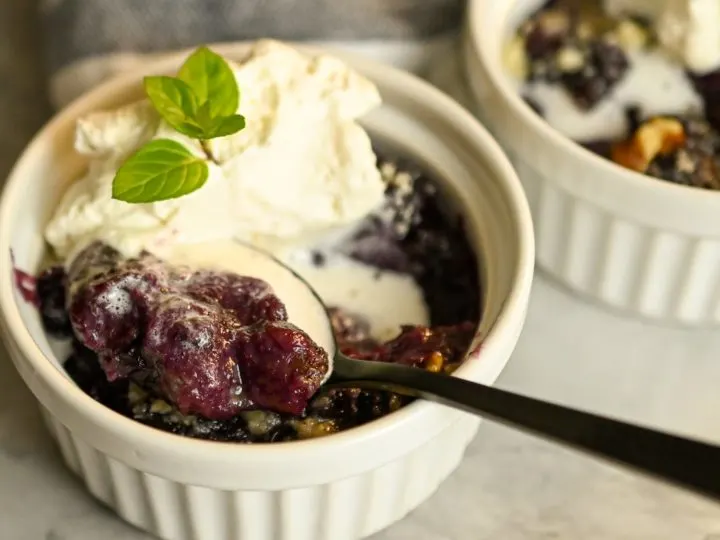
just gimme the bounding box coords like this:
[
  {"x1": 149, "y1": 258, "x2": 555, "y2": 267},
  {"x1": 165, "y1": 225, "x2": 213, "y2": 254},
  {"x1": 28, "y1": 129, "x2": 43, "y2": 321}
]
[{"x1": 11, "y1": 250, "x2": 38, "y2": 306}]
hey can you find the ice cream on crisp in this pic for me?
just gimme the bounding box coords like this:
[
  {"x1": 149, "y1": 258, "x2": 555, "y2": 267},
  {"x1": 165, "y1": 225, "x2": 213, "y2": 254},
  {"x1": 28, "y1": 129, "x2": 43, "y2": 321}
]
[
  {"x1": 605, "y1": 0, "x2": 720, "y2": 74},
  {"x1": 45, "y1": 40, "x2": 386, "y2": 262}
]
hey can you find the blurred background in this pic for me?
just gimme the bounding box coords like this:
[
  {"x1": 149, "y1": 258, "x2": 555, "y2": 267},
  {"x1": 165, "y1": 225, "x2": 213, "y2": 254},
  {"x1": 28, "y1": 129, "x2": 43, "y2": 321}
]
[
  {"x1": 1, "y1": 2, "x2": 50, "y2": 181},
  {"x1": 0, "y1": 0, "x2": 464, "y2": 182}
]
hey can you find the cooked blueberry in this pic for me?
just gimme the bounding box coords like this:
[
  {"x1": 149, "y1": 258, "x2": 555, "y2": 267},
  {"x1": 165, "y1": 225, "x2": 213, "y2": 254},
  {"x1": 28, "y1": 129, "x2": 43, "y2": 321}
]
[
  {"x1": 311, "y1": 251, "x2": 326, "y2": 267},
  {"x1": 690, "y1": 70, "x2": 720, "y2": 132},
  {"x1": 36, "y1": 266, "x2": 71, "y2": 337},
  {"x1": 236, "y1": 321, "x2": 329, "y2": 416},
  {"x1": 581, "y1": 139, "x2": 614, "y2": 158},
  {"x1": 62, "y1": 242, "x2": 333, "y2": 419},
  {"x1": 184, "y1": 271, "x2": 287, "y2": 325},
  {"x1": 64, "y1": 339, "x2": 130, "y2": 414},
  {"x1": 66, "y1": 241, "x2": 122, "y2": 287},
  {"x1": 346, "y1": 167, "x2": 480, "y2": 326},
  {"x1": 561, "y1": 41, "x2": 628, "y2": 109},
  {"x1": 68, "y1": 272, "x2": 143, "y2": 363},
  {"x1": 142, "y1": 295, "x2": 247, "y2": 419},
  {"x1": 523, "y1": 9, "x2": 571, "y2": 60},
  {"x1": 380, "y1": 322, "x2": 476, "y2": 370},
  {"x1": 624, "y1": 105, "x2": 643, "y2": 133}
]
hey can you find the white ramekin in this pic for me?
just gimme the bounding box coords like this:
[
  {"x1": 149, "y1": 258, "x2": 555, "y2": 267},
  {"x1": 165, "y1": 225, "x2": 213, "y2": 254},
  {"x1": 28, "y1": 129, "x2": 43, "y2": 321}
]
[
  {"x1": 465, "y1": 0, "x2": 720, "y2": 326},
  {"x1": 0, "y1": 42, "x2": 534, "y2": 540}
]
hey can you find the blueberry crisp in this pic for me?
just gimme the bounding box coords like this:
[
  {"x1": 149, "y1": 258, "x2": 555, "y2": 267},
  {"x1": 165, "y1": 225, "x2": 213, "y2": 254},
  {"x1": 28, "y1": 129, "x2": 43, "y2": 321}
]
[
  {"x1": 506, "y1": 0, "x2": 720, "y2": 190},
  {"x1": 36, "y1": 155, "x2": 481, "y2": 443}
]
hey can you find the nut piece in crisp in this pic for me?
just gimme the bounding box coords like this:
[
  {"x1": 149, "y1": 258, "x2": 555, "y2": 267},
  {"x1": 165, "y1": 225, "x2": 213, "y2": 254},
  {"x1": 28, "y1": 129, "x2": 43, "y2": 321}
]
[
  {"x1": 503, "y1": 35, "x2": 529, "y2": 79},
  {"x1": 555, "y1": 46, "x2": 585, "y2": 72},
  {"x1": 611, "y1": 117, "x2": 686, "y2": 173},
  {"x1": 535, "y1": 9, "x2": 571, "y2": 38},
  {"x1": 425, "y1": 351, "x2": 445, "y2": 373},
  {"x1": 612, "y1": 19, "x2": 650, "y2": 51}
]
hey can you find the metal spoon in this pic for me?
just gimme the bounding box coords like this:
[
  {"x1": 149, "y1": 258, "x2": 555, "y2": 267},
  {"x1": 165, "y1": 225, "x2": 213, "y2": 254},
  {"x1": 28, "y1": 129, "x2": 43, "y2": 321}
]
[{"x1": 228, "y1": 241, "x2": 720, "y2": 503}]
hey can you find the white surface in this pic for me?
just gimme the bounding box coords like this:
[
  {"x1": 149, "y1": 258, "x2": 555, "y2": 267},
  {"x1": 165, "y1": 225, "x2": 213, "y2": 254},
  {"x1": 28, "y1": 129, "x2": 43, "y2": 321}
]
[
  {"x1": 0, "y1": 43, "x2": 532, "y2": 540},
  {"x1": 2, "y1": 275, "x2": 720, "y2": 540},
  {"x1": 465, "y1": 0, "x2": 720, "y2": 326}
]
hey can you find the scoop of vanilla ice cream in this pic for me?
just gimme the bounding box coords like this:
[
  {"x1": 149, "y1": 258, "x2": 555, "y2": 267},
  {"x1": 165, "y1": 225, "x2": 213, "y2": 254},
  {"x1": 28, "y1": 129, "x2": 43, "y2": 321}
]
[
  {"x1": 657, "y1": 0, "x2": 720, "y2": 74},
  {"x1": 45, "y1": 40, "x2": 385, "y2": 261},
  {"x1": 46, "y1": 161, "x2": 234, "y2": 263},
  {"x1": 605, "y1": 0, "x2": 720, "y2": 74}
]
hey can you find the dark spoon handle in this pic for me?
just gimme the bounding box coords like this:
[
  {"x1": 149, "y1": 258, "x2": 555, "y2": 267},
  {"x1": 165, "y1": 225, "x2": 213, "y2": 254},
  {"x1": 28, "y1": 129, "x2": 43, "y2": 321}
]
[{"x1": 332, "y1": 356, "x2": 720, "y2": 502}]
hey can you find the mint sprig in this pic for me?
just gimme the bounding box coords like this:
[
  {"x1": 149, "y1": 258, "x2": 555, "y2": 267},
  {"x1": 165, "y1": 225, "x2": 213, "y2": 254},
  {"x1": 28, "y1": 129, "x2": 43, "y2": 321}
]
[
  {"x1": 143, "y1": 76, "x2": 204, "y2": 138},
  {"x1": 112, "y1": 46, "x2": 246, "y2": 204},
  {"x1": 113, "y1": 140, "x2": 209, "y2": 202},
  {"x1": 178, "y1": 46, "x2": 240, "y2": 118}
]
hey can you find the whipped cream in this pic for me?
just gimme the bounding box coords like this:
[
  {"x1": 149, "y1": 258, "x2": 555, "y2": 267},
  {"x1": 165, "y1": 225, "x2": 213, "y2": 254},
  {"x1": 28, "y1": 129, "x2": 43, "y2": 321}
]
[
  {"x1": 46, "y1": 40, "x2": 386, "y2": 262},
  {"x1": 605, "y1": 0, "x2": 720, "y2": 74}
]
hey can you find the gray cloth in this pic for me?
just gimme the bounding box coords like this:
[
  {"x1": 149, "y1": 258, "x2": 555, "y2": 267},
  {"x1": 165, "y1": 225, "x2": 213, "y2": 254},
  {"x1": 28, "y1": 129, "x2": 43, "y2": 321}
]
[
  {"x1": 41, "y1": 0, "x2": 464, "y2": 75},
  {"x1": 0, "y1": 1, "x2": 51, "y2": 180}
]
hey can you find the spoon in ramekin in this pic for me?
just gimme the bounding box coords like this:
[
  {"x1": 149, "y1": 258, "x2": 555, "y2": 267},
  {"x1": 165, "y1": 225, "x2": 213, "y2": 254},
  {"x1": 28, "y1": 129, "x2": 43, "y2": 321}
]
[{"x1": 226, "y1": 240, "x2": 720, "y2": 504}]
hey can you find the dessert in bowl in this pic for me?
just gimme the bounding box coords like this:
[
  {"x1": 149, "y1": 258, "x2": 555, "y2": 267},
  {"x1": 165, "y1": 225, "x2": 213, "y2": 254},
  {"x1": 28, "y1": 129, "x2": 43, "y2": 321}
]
[
  {"x1": 466, "y1": 0, "x2": 720, "y2": 325},
  {"x1": 0, "y1": 41, "x2": 533, "y2": 540}
]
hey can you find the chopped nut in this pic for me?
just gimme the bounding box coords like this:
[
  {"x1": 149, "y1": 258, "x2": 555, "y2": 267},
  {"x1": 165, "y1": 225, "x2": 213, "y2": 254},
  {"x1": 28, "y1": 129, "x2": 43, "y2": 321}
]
[
  {"x1": 380, "y1": 161, "x2": 398, "y2": 182},
  {"x1": 611, "y1": 117, "x2": 686, "y2": 172},
  {"x1": 168, "y1": 411, "x2": 196, "y2": 426},
  {"x1": 676, "y1": 149, "x2": 695, "y2": 174},
  {"x1": 696, "y1": 157, "x2": 720, "y2": 190},
  {"x1": 128, "y1": 382, "x2": 148, "y2": 405},
  {"x1": 503, "y1": 35, "x2": 529, "y2": 80},
  {"x1": 601, "y1": 33, "x2": 620, "y2": 47},
  {"x1": 292, "y1": 418, "x2": 338, "y2": 439},
  {"x1": 392, "y1": 171, "x2": 413, "y2": 191},
  {"x1": 577, "y1": 21, "x2": 594, "y2": 40},
  {"x1": 150, "y1": 399, "x2": 173, "y2": 415},
  {"x1": 612, "y1": 19, "x2": 649, "y2": 50},
  {"x1": 536, "y1": 10, "x2": 571, "y2": 37},
  {"x1": 241, "y1": 410, "x2": 281, "y2": 436},
  {"x1": 388, "y1": 394, "x2": 403, "y2": 412},
  {"x1": 425, "y1": 351, "x2": 445, "y2": 373},
  {"x1": 555, "y1": 47, "x2": 585, "y2": 72}
]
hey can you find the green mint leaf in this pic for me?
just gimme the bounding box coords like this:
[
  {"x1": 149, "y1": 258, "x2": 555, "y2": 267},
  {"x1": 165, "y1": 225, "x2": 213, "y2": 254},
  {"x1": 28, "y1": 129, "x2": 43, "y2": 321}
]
[
  {"x1": 178, "y1": 46, "x2": 239, "y2": 118},
  {"x1": 112, "y1": 139, "x2": 209, "y2": 203},
  {"x1": 194, "y1": 101, "x2": 216, "y2": 135},
  {"x1": 205, "y1": 114, "x2": 247, "y2": 138},
  {"x1": 144, "y1": 76, "x2": 204, "y2": 138},
  {"x1": 118, "y1": 47, "x2": 247, "y2": 205},
  {"x1": 192, "y1": 103, "x2": 245, "y2": 140}
]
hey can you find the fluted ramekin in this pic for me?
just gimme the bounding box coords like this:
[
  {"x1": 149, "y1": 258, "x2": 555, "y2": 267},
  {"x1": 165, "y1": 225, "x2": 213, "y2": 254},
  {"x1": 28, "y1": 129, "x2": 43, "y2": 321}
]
[
  {"x1": 0, "y1": 42, "x2": 534, "y2": 540},
  {"x1": 465, "y1": 0, "x2": 720, "y2": 326}
]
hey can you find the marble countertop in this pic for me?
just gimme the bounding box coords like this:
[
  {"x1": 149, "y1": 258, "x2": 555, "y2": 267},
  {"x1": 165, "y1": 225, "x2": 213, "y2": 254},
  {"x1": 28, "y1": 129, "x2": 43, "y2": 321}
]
[{"x1": 2, "y1": 3, "x2": 720, "y2": 539}]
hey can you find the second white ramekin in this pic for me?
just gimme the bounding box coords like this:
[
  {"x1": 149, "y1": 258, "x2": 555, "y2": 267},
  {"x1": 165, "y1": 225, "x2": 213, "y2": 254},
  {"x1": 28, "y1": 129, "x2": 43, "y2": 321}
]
[
  {"x1": 0, "y1": 42, "x2": 534, "y2": 539},
  {"x1": 465, "y1": 0, "x2": 720, "y2": 326}
]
